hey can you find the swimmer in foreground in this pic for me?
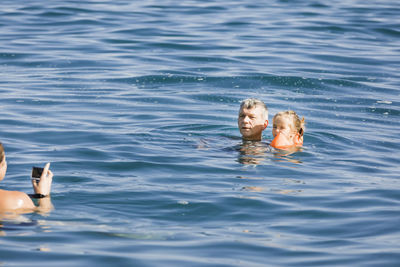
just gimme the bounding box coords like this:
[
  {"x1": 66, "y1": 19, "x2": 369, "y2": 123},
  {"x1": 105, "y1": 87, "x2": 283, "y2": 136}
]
[
  {"x1": 0, "y1": 143, "x2": 54, "y2": 214},
  {"x1": 238, "y1": 98, "x2": 269, "y2": 141},
  {"x1": 270, "y1": 110, "x2": 305, "y2": 150}
]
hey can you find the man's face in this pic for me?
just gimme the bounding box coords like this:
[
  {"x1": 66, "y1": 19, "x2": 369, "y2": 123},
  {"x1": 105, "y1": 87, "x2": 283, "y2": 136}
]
[{"x1": 238, "y1": 106, "x2": 267, "y2": 141}]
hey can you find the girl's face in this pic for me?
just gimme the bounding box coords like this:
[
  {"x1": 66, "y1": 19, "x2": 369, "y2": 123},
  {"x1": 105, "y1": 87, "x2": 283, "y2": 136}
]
[{"x1": 272, "y1": 115, "x2": 295, "y2": 139}]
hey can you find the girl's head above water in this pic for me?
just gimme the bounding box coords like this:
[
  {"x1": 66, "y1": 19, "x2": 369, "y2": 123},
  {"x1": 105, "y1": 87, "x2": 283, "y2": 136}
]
[
  {"x1": 273, "y1": 110, "x2": 305, "y2": 136},
  {"x1": 271, "y1": 110, "x2": 305, "y2": 149}
]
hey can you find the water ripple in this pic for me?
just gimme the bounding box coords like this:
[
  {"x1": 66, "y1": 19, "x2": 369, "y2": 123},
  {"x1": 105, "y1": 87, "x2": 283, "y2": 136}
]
[{"x1": 1, "y1": 0, "x2": 400, "y2": 266}]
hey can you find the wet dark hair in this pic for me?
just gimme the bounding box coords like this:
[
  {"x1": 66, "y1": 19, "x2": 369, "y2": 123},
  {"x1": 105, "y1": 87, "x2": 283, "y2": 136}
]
[{"x1": 0, "y1": 143, "x2": 4, "y2": 164}]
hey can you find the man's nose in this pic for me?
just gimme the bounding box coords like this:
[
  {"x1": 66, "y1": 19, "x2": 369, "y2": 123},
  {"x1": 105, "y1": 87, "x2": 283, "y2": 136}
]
[{"x1": 243, "y1": 116, "x2": 251, "y2": 123}]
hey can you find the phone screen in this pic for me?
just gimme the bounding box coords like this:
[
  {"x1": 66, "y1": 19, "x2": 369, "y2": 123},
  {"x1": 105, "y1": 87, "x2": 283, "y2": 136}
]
[{"x1": 31, "y1": 167, "x2": 44, "y2": 180}]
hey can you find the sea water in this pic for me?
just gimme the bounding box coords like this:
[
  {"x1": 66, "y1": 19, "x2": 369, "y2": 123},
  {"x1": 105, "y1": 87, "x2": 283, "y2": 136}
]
[{"x1": 0, "y1": 0, "x2": 399, "y2": 266}]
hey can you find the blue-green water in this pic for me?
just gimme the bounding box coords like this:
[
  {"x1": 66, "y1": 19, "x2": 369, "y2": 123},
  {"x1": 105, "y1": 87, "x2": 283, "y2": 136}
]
[{"x1": 1, "y1": 0, "x2": 399, "y2": 266}]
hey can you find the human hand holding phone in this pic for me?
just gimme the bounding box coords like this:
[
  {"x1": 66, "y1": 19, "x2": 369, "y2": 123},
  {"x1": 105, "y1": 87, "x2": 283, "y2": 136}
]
[{"x1": 31, "y1": 163, "x2": 53, "y2": 196}]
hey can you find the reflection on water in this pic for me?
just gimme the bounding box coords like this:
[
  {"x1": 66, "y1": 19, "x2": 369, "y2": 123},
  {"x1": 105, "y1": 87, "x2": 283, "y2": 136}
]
[
  {"x1": 236, "y1": 140, "x2": 303, "y2": 165},
  {"x1": 272, "y1": 147, "x2": 304, "y2": 164},
  {"x1": 0, "y1": 215, "x2": 36, "y2": 236},
  {"x1": 238, "y1": 175, "x2": 304, "y2": 195},
  {"x1": 0, "y1": 210, "x2": 53, "y2": 235},
  {"x1": 0, "y1": 218, "x2": 52, "y2": 252},
  {"x1": 236, "y1": 140, "x2": 272, "y2": 165}
]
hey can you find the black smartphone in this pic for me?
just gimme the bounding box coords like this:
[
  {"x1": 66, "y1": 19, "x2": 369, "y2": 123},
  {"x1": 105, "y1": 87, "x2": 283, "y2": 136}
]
[{"x1": 31, "y1": 166, "x2": 44, "y2": 181}]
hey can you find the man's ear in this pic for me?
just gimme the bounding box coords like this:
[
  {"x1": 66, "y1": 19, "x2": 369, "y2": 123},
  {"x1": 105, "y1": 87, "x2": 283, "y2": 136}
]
[{"x1": 264, "y1": 120, "x2": 269, "y2": 129}]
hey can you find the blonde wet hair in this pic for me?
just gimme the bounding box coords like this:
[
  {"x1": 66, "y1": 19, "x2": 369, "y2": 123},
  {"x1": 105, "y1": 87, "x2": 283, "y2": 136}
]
[{"x1": 273, "y1": 110, "x2": 305, "y2": 136}]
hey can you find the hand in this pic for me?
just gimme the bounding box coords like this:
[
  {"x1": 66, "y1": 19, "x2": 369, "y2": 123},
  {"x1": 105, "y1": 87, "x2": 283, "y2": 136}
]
[{"x1": 32, "y1": 163, "x2": 53, "y2": 196}]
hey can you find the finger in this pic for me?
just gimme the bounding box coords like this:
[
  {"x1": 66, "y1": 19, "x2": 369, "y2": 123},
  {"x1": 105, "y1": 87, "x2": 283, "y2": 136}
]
[
  {"x1": 41, "y1": 162, "x2": 51, "y2": 178},
  {"x1": 47, "y1": 170, "x2": 54, "y2": 180},
  {"x1": 31, "y1": 178, "x2": 38, "y2": 189}
]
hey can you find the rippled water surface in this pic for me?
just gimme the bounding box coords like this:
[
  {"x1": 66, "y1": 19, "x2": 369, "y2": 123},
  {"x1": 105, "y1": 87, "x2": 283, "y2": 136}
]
[{"x1": 1, "y1": 0, "x2": 399, "y2": 266}]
